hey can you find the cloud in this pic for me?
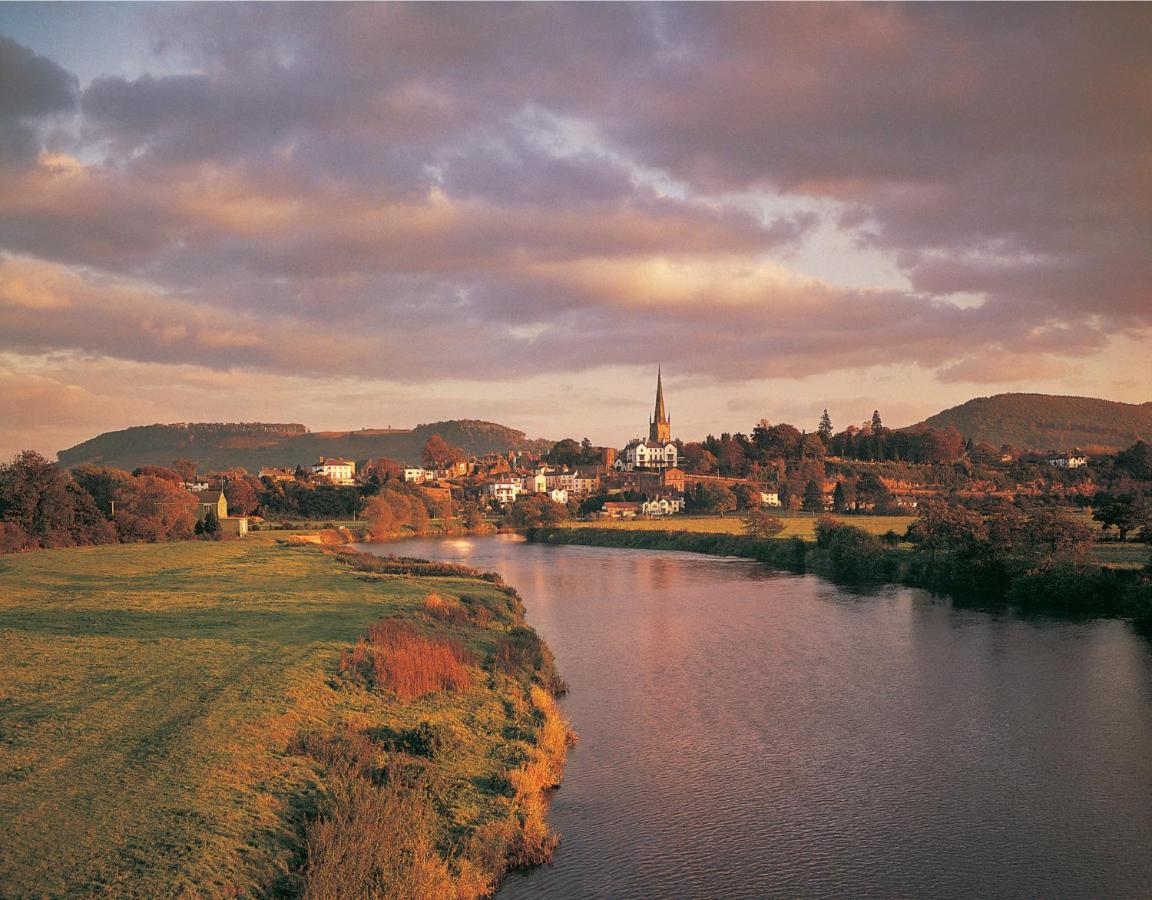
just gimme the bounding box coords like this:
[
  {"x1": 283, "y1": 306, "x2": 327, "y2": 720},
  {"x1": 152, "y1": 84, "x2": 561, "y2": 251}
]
[
  {"x1": 0, "y1": 7, "x2": 1148, "y2": 455},
  {"x1": 0, "y1": 34, "x2": 77, "y2": 163}
]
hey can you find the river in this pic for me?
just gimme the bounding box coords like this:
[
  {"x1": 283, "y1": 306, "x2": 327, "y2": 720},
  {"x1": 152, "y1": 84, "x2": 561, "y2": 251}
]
[{"x1": 357, "y1": 535, "x2": 1152, "y2": 898}]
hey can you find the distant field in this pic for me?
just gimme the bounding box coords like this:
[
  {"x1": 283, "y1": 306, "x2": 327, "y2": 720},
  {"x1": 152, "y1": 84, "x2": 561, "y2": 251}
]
[
  {"x1": 0, "y1": 535, "x2": 545, "y2": 896},
  {"x1": 567, "y1": 513, "x2": 1147, "y2": 570},
  {"x1": 1091, "y1": 542, "x2": 1151, "y2": 570},
  {"x1": 569, "y1": 513, "x2": 917, "y2": 539}
]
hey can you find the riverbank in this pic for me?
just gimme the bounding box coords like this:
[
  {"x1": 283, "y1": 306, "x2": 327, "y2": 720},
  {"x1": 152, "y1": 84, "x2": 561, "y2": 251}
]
[
  {"x1": 526, "y1": 526, "x2": 1152, "y2": 621},
  {"x1": 0, "y1": 534, "x2": 571, "y2": 897}
]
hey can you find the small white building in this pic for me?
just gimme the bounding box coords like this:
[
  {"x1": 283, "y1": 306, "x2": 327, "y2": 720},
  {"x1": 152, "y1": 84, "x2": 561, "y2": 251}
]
[
  {"x1": 641, "y1": 496, "x2": 684, "y2": 516},
  {"x1": 483, "y1": 480, "x2": 524, "y2": 506},
  {"x1": 312, "y1": 457, "x2": 356, "y2": 485},
  {"x1": 759, "y1": 491, "x2": 782, "y2": 508},
  {"x1": 616, "y1": 439, "x2": 678, "y2": 471},
  {"x1": 1048, "y1": 451, "x2": 1088, "y2": 470},
  {"x1": 547, "y1": 488, "x2": 569, "y2": 505},
  {"x1": 403, "y1": 468, "x2": 437, "y2": 484}
]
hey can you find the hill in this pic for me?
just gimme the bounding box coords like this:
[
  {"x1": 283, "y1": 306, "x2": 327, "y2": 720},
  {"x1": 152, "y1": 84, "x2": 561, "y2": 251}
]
[
  {"x1": 57, "y1": 419, "x2": 551, "y2": 472},
  {"x1": 916, "y1": 393, "x2": 1152, "y2": 452}
]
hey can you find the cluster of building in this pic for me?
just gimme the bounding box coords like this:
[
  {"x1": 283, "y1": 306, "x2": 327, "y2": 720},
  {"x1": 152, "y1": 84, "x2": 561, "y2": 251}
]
[
  {"x1": 445, "y1": 370, "x2": 689, "y2": 517},
  {"x1": 184, "y1": 370, "x2": 1102, "y2": 530}
]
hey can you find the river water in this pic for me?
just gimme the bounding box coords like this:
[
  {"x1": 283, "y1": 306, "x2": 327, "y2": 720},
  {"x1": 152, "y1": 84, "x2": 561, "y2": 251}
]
[{"x1": 357, "y1": 535, "x2": 1152, "y2": 899}]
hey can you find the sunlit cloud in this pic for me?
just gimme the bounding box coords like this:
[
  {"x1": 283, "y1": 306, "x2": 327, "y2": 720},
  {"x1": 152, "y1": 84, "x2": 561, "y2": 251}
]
[{"x1": 0, "y1": 3, "x2": 1148, "y2": 457}]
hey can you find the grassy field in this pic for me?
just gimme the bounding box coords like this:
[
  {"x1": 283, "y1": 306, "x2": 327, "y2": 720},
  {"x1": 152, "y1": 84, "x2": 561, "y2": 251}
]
[
  {"x1": 565, "y1": 512, "x2": 1148, "y2": 569},
  {"x1": 0, "y1": 535, "x2": 566, "y2": 897},
  {"x1": 569, "y1": 512, "x2": 917, "y2": 539}
]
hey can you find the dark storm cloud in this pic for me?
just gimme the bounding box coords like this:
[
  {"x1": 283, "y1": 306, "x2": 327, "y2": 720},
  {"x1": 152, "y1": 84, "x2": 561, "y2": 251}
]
[{"x1": 0, "y1": 34, "x2": 76, "y2": 163}]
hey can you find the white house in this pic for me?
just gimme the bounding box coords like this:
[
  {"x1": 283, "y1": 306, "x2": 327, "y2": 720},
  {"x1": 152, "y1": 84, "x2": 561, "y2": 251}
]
[
  {"x1": 483, "y1": 480, "x2": 524, "y2": 506},
  {"x1": 1048, "y1": 450, "x2": 1088, "y2": 469},
  {"x1": 403, "y1": 468, "x2": 437, "y2": 484},
  {"x1": 641, "y1": 496, "x2": 684, "y2": 516},
  {"x1": 617, "y1": 439, "x2": 678, "y2": 471},
  {"x1": 759, "y1": 491, "x2": 782, "y2": 508},
  {"x1": 312, "y1": 457, "x2": 356, "y2": 485},
  {"x1": 547, "y1": 488, "x2": 569, "y2": 505}
]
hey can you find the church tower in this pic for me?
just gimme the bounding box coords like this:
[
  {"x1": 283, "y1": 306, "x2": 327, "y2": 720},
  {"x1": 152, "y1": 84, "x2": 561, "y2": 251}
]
[{"x1": 649, "y1": 367, "x2": 671, "y2": 444}]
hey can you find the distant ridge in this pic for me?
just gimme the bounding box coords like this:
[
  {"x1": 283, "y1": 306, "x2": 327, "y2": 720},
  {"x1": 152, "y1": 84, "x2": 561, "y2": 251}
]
[
  {"x1": 57, "y1": 419, "x2": 551, "y2": 471},
  {"x1": 916, "y1": 393, "x2": 1152, "y2": 452}
]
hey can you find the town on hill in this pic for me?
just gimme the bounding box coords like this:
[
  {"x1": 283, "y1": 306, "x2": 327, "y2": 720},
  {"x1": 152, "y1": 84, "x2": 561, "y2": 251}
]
[{"x1": 4, "y1": 372, "x2": 1148, "y2": 555}]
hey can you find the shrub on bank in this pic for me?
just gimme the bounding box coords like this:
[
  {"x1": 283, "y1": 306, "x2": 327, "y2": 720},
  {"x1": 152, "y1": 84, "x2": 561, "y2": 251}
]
[{"x1": 339, "y1": 618, "x2": 474, "y2": 699}]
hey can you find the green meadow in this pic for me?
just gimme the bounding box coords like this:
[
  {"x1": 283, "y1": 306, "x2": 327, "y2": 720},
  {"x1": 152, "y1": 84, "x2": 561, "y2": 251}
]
[
  {"x1": 570, "y1": 512, "x2": 917, "y2": 539},
  {"x1": 0, "y1": 536, "x2": 566, "y2": 897},
  {"x1": 566, "y1": 512, "x2": 1147, "y2": 569}
]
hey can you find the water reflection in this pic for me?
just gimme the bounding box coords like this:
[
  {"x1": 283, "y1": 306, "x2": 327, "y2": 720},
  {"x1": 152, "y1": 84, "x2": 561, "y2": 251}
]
[{"x1": 356, "y1": 536, "x2": 1152, "y2": 899}]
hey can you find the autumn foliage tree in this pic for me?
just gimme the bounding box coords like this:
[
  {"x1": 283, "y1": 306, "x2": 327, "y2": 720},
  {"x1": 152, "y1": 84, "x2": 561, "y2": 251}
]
[
  {"x1": 421, "y1": 435, "x2": 465, "y2": 470},
  {"x1": 112, "y1": 475, "x2": 199, "y2": 543},
  {"x1": 743, "y1": 509, "x2": 785, "y2": 539},
  {"x1": 365, "y1": 490, "x2": 430, "y2": 536}
]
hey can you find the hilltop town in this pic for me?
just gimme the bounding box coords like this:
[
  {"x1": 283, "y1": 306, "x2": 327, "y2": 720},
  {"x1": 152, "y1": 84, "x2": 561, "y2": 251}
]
[{"x1": 151, "y1": 370, "x2": 1149, "y2": 540}]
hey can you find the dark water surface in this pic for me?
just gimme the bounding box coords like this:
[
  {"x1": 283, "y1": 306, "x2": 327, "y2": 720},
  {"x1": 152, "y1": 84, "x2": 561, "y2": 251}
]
[{"x1": 357, "y1": 535, "x2": 1152, "y2": 899}]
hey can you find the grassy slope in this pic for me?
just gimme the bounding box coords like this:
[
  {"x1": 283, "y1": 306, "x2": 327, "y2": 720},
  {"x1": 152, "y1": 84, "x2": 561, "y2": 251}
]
[
  {"x1": 918, "y1": 392, "x2": 1152, "y2": 451},
  {"x1": 56, "y1": 420, "x2": 551, "y2": 471},
  {"x1": 0, "y1": 537, "x2": 560, "y2": 897}
]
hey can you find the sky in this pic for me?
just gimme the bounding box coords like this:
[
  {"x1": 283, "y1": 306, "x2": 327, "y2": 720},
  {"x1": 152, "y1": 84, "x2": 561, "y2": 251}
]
[{"x1": 0, "y1": 3, "x2": 1149, "y2": 461}]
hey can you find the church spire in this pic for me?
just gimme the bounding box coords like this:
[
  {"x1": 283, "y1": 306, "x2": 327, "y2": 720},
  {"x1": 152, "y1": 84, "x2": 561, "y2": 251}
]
[{"x1": 649, "y1": 366, "x2": 671, "y2": 444}]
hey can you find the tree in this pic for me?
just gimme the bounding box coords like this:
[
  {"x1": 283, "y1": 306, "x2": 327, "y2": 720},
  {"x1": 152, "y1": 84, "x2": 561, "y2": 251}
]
[
  {"x1": 0, "y1": 451, "x2": 115, "y2": 549},
  {"x1": 871, "y1": 410, "x2": 884, "y2": 432},
  {"x1": 818, "y1": 410, "x2": 833, "y2": 443},
  {"x1": 461, "y1": 502, "x2": 486, "y2": 530},
  {"x1": 503, "y1": 495, "x2": 569, "y2": 529},
  {"x1": 832, "y1": 479, "x2": 856, "y2": 513},
  {"x1": 200, "y1": 507, "x2": 220, "y2": 537},
  {"x1": 421, "y1": 435, "x2": 464, "y2": 470},
  {"x1": 131, "y1": 465, "x2": 183, "y2": 484},
  {"x1": 743, "y1": 509, "x2": 785, "y2": 539},
  {"x1": 546, "y1": 439, "x2": 584, "y2": 467},
  {"x1": 223, "y1": 477, "x2": 261, "y2": 516},
  {"x1": 1024, "y1": 509, "x2": 1094, "y2": 565},
  {"x1": 71, "y1": 464, "x2": 131, "y2": 517},
  {"x1": 1093, "y1": 496, "x2": 1147, "y2": 541},
  {"x1": 800, "y1": 433, "x2": 827, "y2": 460},
  {"x1": 689, "y1": 482, "x2": 737, "y2": 516},
  {"x1": 364, "y1": 457, "x2": 403, "y2": 484},
  {"x1": 113, "y1": 475, "x2": 198, "y2": 543},
  {"x1": 1116, "y1": 441, "x2": 1152, "y2": 480},
  {"x1": 905, "y1": 499, "x2": 987, "y2": 561},
  {"x1": 802, "y1": 479, "x2": 826, "y2": 513},
  {"x1": 365, "y1": 490, "x2": 429, "y2": 536},
  {"x1": 751, "y1": 422, "x2": 802, "y2": 460},
  {"x1": 681, "y1": 443, "x2": 718, "y2": 475},
  {"x1": 855, "y1": 472, "x2": 894, "y2": 513},
  {"x1": 171, "y1": 459, "x2": 200, "y2": 484}
]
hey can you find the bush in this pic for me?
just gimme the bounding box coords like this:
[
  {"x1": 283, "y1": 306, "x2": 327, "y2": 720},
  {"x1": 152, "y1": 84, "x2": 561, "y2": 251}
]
[
  {"x1": 492, "y1": 627, "x2": 567, "y2": 695},
  {"x1": 302, "y1": 766, "x2": 457, "y2": 900},
  {"x1": 339, "y1": 618, "x2": 474, "y2": 699}
]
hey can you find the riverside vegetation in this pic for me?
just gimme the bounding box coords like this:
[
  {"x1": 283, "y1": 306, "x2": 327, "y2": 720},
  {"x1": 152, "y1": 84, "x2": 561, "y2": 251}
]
[
  {"x1": 0, "y1": 535, "x2": 572, "y2": 898},
  {"x1": 527, "y1": 502, "x2": 1152, "y2": 626}
]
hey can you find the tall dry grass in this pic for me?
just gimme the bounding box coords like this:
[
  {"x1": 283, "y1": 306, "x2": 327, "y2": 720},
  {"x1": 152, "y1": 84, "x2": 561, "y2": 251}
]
[{"x1": 339, "y1": 618, "x2": 474, "y2": 699}]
